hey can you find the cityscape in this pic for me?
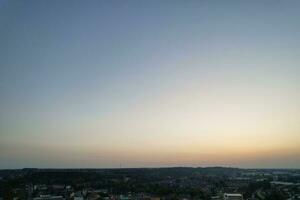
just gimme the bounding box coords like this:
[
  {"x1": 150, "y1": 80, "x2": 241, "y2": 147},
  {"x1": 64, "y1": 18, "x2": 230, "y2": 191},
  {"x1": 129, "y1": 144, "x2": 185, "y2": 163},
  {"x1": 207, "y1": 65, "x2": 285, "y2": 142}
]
[
  {"x1": 1, "y1": 1, "x2": 300, "y2": 200},
  {"x1": 1, "y1": 168, "x2": 300, "y2": 200}
]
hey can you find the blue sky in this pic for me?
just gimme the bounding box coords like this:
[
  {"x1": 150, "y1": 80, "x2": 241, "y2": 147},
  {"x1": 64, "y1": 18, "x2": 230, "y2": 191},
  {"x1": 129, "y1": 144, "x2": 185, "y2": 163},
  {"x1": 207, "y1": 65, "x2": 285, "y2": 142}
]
[{"x1": 0, "y1": 0, "x2": 300, "y2": 168}]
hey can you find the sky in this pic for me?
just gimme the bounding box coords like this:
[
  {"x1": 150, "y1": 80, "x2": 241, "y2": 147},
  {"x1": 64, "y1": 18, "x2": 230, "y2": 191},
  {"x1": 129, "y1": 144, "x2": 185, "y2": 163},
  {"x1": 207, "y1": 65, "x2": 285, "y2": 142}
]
[{"x1": 0, "y1": 0, "x2": 300, "y2": 169}]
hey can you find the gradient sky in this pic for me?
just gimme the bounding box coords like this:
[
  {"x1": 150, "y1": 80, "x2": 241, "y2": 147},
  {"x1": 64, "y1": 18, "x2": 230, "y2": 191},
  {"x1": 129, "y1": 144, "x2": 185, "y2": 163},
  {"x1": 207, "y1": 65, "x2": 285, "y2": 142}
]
[{"x1": 0, "y1": 0, "x2": 300, "y2": 169}]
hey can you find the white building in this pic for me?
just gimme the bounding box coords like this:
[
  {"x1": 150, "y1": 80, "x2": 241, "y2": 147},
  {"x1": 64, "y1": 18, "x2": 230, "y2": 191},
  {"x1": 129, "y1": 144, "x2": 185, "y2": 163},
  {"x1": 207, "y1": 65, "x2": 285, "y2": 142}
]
[
  {"x1": 33, "y1": 195, "x2": 64, "y2": 200},
  {"x1": 224, "y1": 193, "x2": 243, "y2": 200}
]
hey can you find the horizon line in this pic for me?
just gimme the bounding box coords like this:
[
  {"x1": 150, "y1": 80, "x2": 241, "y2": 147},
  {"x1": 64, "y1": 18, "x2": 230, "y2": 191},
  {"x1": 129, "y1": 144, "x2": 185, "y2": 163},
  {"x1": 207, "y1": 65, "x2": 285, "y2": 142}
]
[{"x1": 1, "y1": 166, "x2": 300, "y2": 170}]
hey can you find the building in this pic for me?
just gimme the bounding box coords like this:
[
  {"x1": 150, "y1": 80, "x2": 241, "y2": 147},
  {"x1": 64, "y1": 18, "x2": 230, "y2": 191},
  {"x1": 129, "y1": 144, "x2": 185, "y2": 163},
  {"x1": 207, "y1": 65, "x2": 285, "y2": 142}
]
[
  {"x1": 224, "y1": 193, "x2": 243, "y2": 200},
  {"x1": 33, "y1": 195, "x2": 64, "y2": 200}
]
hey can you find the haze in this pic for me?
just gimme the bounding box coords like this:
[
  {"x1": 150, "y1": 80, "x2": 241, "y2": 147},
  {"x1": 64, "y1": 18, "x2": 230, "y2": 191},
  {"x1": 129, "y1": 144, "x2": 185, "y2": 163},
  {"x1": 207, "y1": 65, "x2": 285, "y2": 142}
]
[{"x1": 0, "y1": 0, "x2": 300, "y2": 169}]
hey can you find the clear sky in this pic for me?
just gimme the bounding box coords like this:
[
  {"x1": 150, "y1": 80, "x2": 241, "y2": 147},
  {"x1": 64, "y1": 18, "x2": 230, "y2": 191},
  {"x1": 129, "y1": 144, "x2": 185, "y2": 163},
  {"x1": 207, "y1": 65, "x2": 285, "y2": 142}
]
[{"x1": 0, "y1": 0, "x2": 300, "y2": 169}]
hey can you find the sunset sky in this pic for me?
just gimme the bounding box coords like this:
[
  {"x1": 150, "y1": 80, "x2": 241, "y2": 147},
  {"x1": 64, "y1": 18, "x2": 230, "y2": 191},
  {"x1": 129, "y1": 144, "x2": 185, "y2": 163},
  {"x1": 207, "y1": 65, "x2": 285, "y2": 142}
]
[{"x1": 0, "y1": 0, "x2": 300, "y2": 169}]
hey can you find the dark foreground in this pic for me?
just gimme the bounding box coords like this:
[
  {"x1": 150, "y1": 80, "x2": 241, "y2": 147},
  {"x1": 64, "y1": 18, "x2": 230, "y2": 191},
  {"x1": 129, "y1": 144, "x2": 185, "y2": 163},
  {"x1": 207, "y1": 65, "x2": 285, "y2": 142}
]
[{"x1": 0, "y1": 167, "x2": 300, "y2": 200}]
